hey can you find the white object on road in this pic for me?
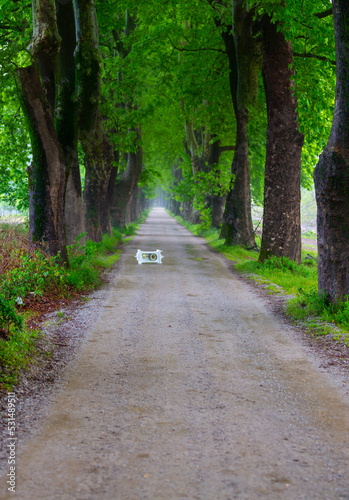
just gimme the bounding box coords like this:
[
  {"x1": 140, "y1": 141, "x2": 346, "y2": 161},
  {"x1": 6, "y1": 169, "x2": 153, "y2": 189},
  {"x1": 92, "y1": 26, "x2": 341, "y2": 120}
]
[{"x1": 135, "y1": 249, "x2": 163, "y2": 265}]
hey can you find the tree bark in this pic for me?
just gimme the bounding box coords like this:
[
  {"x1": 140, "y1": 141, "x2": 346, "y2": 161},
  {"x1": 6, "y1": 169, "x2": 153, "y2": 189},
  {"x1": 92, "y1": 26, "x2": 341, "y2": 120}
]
[
  {"x1": 223, "y1": 107, "x2": 255, "y2": 246},
  {"x1": 56, "y1": 0, "x2": 84, "y2": 244},
  {"x1": 82, "y1": 112, "x2": 115, "y2": 240},
  {"x1": 17, "y1": 0, "x2": 68, "y2": 262},
  {"x1": 259, "y1": 14, "x2": 304, "y2": 264},
  {"x1": 30, "y1": 0, "x2": 60, "y2": 112},
  {"x1": 65, "y1": 157, "x2": 85, "y2": 245},
  {"x1": 16, "y1": 65, "x2": 67, "y2": 262},
  {"x1": 73, "y1": 0, "x2": 114, "y2": 241},
  {"x1": 211, "y1": 193, "x2": 226, "y2": 228},
  {"x1": 314, "y1": 0, "x2": 349, "y2": 303},
  {"x1": 111, "y1": 127, "x2": 143, "y2": 228},
  {"x1": 206, "y1": 138, "x2": 232, "y2": 228},
  {"x1": 100, "y1": 150, "x2": 119, "y2": 234},
  {"x1": 218, "y1": 2, "x2": 260, "y2": 247}
]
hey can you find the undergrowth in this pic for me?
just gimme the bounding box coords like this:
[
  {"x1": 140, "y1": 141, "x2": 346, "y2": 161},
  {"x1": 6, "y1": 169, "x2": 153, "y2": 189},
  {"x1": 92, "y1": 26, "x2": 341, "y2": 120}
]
[
  {"x1": 170, "y1": 212, "x2": 349, "y2": 346},
  {"x1": 0, "y1": 211, "x2": 148, "y2": 390}
]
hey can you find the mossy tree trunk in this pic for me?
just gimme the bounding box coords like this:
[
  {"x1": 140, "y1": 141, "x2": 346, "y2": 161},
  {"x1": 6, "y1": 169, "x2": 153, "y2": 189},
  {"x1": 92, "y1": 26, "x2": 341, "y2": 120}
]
[
  {"x1": 259, "y1": 14, "x2": 304, "y2": 264},
  {"x1": 314, "y1": 0, "x2": 349, "y2": 303},
  {"x1": 110, "y1": 11, "x2": 142, "y2": 228},
  {"x1": 73, "y1": 0, "x2": 115, "y2": 241},
  {"x1": 215, "y1": 2, "x2": 260, "y2": 247},
  {"x1": 223, "y1": 108, "x2": 255, "y2": 246},
  {"x1": 16, "y1": 0, "x2": 68, "y2": 263},
  {"x1": 111, "y1": 126, "x2": 143, "y2": 228},
  {"x1": 30, "y1": 0, "x2": 60, "y2": 113},
  {"x1": 16, "y1": 65, "x2": 68, "y2": 263},
  {"x1": 56, "y1": 0, "x2": 84, "y2": 245},
  {"x1": 207, "y1": 139, "x2": 232, "y2": 228}
]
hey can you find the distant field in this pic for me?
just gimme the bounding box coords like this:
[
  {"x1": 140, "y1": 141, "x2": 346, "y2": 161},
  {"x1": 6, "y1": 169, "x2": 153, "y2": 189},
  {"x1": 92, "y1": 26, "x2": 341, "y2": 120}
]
[
  {"x1": 301, "y1": 187, "x2": 317, "y2": 234},
  {"x1": 253, "y1": 187, "x2": 317, "y2": 237}
]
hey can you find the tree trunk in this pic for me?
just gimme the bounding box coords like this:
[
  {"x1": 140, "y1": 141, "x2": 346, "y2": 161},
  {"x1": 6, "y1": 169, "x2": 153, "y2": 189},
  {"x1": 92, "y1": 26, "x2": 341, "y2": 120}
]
[
  {"x1": 314, "y1": 0, "x2": 349, "y2": 303},
  {"x1": 30, "y1": 0, "x2": 60, "y2": 113},
  {"x1": 182, "y1": 201, "x2": 194, "y2": 222},
  {"x1": 211, "y1": 193, "x2": 227, "y2": 228},
  {"x1": 56, "y1": 0, "x2": 84, "y2": 244},
  {"x1": 82, "y1": 112, "x2": 115, "y2": 240},
  {"x1": 223, "y1": 108, "x2": 255, "y2": 246},
  {"x1": 100, "y1": 151, "x2": 119, "y2": 234},
  {"x1": 130, "y1": 187, "x2": 141, "y2": 222},
  {"x1": 206, "y1": 138, "x2": 231, "y2": 228},
  {"x1": 16, "y1": 65, "x2": 67, "y2": 262},
  {"x1": 111, "y1": 127, "x2": 143, "y2": 228},
  {"x1": 219, "y1": 2, "x2": 261, "y2": 247},
  {"x1": 259, "y1": 14, "x2": 304, "y2": 264},
  {"x1": 65, "y1": 157, "x2": 85, "y2": 245},
  {"x1": 74, "y1": 0, "x2": 114, "y2": 241}
]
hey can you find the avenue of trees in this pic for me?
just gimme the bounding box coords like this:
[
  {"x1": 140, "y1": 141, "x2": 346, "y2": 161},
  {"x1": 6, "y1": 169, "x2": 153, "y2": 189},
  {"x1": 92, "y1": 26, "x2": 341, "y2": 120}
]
[{"x1": 0, "y1": 0, "x2": 348, "y2": 304}]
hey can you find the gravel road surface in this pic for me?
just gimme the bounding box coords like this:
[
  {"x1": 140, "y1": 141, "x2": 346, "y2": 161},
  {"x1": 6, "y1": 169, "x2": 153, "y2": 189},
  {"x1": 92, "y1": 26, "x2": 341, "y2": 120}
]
[{"x1": 1, "y1": 208, "x2": 349, "y2": 499}]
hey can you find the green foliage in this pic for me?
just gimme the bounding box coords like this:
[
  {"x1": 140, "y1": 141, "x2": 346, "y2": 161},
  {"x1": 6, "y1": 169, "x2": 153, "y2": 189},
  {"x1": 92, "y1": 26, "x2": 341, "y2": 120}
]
[
  {"x1": 287, "y1": 289, "x2": 349, "y2": 344},
  {"x1": 0, "y1": 326, "x2": 38, "y2": 390},
  {"x1": 0, "y1": 0, "x2": 337, "y2": 219},
  {"x1": 1, "y1": 251, "x2": 63, "y2": 301},
  {"x1": 236, "y1": 255, "x2": 318, "y2": 296},
  {"x1": 65, "y1": 230, "x2": 124, "y2": 289},
  {"x1": 0, "y1": 0, "x2": 32, "y2": 210},
  {"x1": 0, "y1": 296, "x2": 23, "y2": 333},
  {"x1": 0, "y1": 215, "x2": 144, "y2": 390}
]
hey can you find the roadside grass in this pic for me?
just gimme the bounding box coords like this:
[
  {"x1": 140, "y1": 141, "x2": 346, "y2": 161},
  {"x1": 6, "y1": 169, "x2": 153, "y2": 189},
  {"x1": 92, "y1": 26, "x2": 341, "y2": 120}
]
[
  {"x1": 170, "y1": 213, "x2": 349, "y2": 346},
  {"x1": 0, "y1": 211, "x2": 148, "y2": 390},
  {"x1": 0, "y1": 325, "x2": 39, "y2": 390}
]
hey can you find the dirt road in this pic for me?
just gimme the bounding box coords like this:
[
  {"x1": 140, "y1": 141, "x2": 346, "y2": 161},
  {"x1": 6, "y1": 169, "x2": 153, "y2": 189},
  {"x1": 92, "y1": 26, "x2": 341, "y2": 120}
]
[{"x1": 1, "y1": 208, "x2": 349, "y2": 499}]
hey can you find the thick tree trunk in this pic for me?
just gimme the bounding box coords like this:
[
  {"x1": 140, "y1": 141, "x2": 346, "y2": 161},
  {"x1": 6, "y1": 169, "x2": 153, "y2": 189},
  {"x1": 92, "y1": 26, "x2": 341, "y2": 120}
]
[
  {"x1": 30, "y1": 0, "x2": 60, "y2": 112},
  {"x1": 211, "y1": 193, "x2": 227, "y2": 228},
  {"x1": 314, "y1": 0, "x2": 349, "y2": 303},
  {"x1": 223, "y1": 108, "x2": 255, "y2": 246},
  {"x1": 100, "y1": 151, "x2": 119, "y2": 234},
  {"x1": 206, "y1": 138, "x2": 230, "y2": 228},
  {"x1": 219, "y1": 2, "x2": 261, "y2": 247},
  {"x1": 82, "y1": 113, "x2": 115, "y2": 240},
  {"x1": 17, "y1": 0, "x2": 68, "y2": 261},
  {"x1": 65, "y1": 158, "x2": 85, "y2": 245},
  {"x1": 259, "y1": 14, "x2": 304, "y2": 264},
  {"x1": 56, "y1": 0, "x2": 84, "y2": 244},
  {"x1": 74, "y1": 0, "x2": 114, "y2": 241},
  {"x1": 111, "y1": 127, "x2": 143, "y2": 228},
  {"x1": 182, "y1": 201, "x2": 194, "y2": 222},
  {"x1": 16, "y1": 65, "x2": 67, "y2": 262},
  {"x1": 168, "y1": 163, "x2": 182, "y2": 215},
  {"x1": 130, "y1": 187, "x2": 142, "y2": 222}
]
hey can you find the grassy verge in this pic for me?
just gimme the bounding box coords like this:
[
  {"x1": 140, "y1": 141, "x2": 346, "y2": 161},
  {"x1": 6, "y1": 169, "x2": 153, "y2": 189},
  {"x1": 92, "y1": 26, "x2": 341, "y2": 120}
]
[
  {"x1": 169, "y1": 213, "x2": 349, "y2": 346},
  {"x1": 0, "y1": 211, "x2": 148, "y2": 390}
]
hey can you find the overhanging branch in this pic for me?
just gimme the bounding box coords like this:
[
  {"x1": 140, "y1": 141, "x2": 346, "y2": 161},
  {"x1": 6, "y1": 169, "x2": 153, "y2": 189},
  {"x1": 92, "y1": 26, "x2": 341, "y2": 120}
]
[
  {"x1": 314, "y1": 8, "x2": 333, "y2": 19},
  {"x1": 167, "y1": 36, "x2": 226, "y2": 54},
  {"x1": 293, "y1": 51, "x2": 336, "y2": 66}
]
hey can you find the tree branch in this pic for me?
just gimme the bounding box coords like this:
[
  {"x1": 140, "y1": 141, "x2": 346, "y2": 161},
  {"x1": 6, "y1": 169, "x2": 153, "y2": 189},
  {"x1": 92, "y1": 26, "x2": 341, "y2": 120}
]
[
  {"x1": 219, "y1": 145, "x2": 235, "y2": 153},
  {"x1": 167, "y1": 36, "x2": 226, "y2": 54},
  {"x1": 293, "y1": 51, "x2": 336, "y2": 66},
  {"x1": 314, "y1": 8, "x2": 333, "y2": 19}
]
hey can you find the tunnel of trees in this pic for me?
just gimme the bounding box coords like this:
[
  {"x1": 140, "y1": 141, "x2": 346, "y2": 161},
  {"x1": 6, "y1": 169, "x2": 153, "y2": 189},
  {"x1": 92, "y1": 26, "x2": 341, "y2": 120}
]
[{"x1": 0, "y1": 0, "x2": 348, "y2": 303}]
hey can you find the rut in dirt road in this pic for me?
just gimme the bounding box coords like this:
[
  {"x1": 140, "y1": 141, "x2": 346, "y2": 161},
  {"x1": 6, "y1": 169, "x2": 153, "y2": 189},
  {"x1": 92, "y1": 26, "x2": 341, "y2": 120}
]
[{"x1": 1, "y1": 208, "x2": 349, "y2": 500}]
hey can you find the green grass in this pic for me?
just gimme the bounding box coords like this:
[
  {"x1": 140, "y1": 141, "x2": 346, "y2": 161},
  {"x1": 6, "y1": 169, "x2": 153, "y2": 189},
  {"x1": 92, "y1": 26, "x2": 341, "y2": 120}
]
[
  {"x1": 92, "y1": 251, "x2": 122, "y2": 269},
  {"x1": 0, "y1": 326, "x2": 38, "y2": 390},
  {"x1": 170, "y1": 212, "x2": 349, "y2": 346}
]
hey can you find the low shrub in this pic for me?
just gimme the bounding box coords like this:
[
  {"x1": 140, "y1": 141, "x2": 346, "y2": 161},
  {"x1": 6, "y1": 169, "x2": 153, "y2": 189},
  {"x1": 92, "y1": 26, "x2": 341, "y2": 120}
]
[
  {"x1": 0, "y1": 296, "x2": 24, "y2": 335},
  {"x1": 0, "y1": 326, "x2": 38, "y2": 389}
]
